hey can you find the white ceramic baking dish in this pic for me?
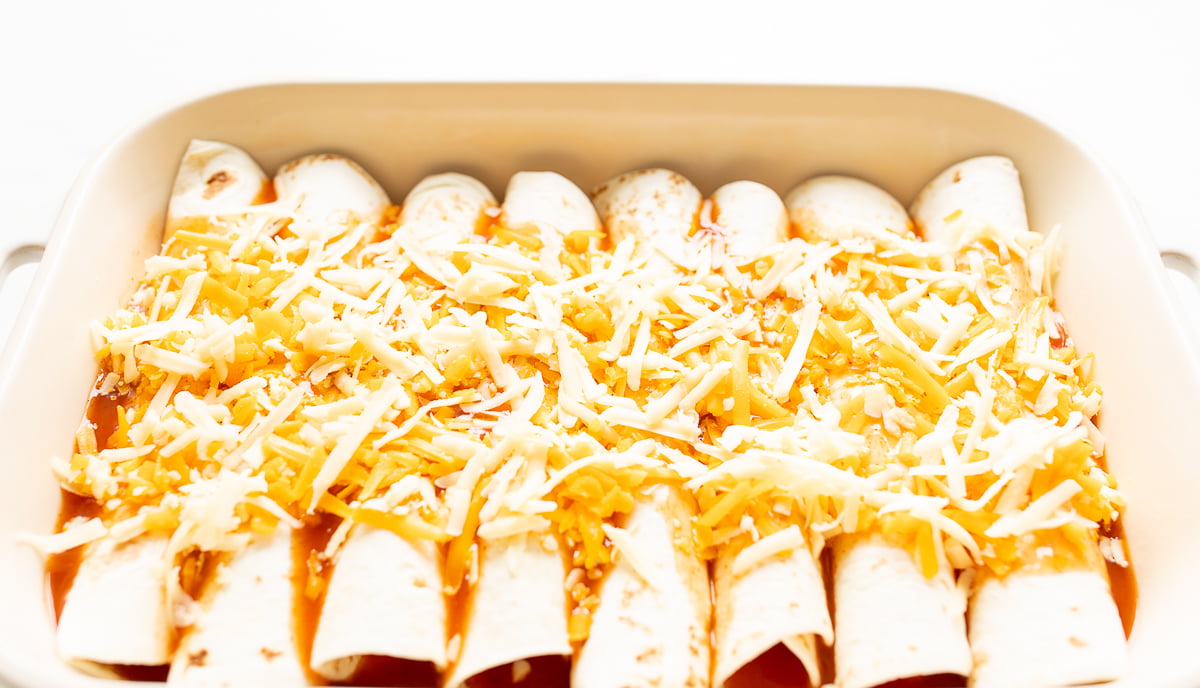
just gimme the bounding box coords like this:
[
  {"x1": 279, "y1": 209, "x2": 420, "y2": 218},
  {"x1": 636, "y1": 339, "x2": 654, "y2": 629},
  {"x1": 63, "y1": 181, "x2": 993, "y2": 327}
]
[{"x1": 1, "y1": 83, "x2": 1198, "y2": 688}]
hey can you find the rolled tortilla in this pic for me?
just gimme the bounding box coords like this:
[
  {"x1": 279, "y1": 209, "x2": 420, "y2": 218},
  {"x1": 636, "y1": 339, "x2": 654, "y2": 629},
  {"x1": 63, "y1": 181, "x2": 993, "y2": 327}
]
[
  {"x1": 785, "y1": 175, "x2": 911, "y2": 243},
  {"x1": 712, "y1": 535, "x2": 829, "y2": 688},
  {"x1": 445, "y1": 171, "x2": 595, "y2": 688},
  {"x1": 911, "y1": 156, "x2": 1127, "y2": 688},
  {"x1": 274, "y1": 153, "x2": 390, "y2": 229},
  {"x1": 309, "y1": 525, "x2": 446, "y2": 681},
  {"x1": 787, "y1": 175, "x2": 972, "y2": 688},
  {"x1": 502, "y1": 170, "x2": 598, "y2": 236},
  {"x1": 593, "y1": 168, "x2": 703, "y2": 270},
  {"x1": 911, "y1": 156, "x2": 1030, "y2": 245},
  {"x1": 397, "y1": 172, "x2": 497, "y2": 253},
  {"x1": 831, "y1": 534, "x2": 968, "y2": 688},
  {"x1": 572, "y1": 485, "x2": 710, "y2": 688},
  {"x1": 968, "y1": 566, "x2": 1125, "y2": 688},
  {"x1": 56, "y1": 535, "x2": 172, "y2": 671},
  {"x1": 305, "y1": 173, "x2": 470, "y2": 683},
  {"x1": 56, "y1": 140, "x2": 274, "y2": 673},
  {"x1": 711, "y1": 180, "x2": 789, "y2": 259},
  {"x1": 448, "y1": 533, "x2": 572, "y2": 687},
  {"x1": 709, "y1": 182, "x2": 831, "y2": 688},
  {"x1": 911, "y1": 155, "x2": 1055, "y2": 324},
  {"x1": 169, "y1": 152, "x2": 392, "y2": 686},
  {"x1": 575, "y1": 169, "x2": 711, "y2": 688},
  {"x1": 168, "y1": 532, "x2": 304, "y2": 687},
  {"x1": 167, "y1": 139, "x2": 271, "y2": 224}
]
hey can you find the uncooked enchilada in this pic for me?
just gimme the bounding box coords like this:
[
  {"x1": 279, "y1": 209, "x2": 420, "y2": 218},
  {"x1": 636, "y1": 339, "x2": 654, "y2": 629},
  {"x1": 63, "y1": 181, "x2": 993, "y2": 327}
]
[{"x1": 34, "y1": 138, "x2": 1133, "y2": 688}]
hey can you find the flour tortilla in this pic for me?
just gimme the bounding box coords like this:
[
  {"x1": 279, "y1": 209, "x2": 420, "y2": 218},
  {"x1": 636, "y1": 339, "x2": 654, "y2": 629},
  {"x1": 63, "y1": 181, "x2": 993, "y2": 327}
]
[
  {"x1": 832, "y1": 533, "x2": 971, "y2": 688},
  {"x1": 398, "y1": 172, "x2": 496, "y2": 253},
  {"x1": 274, "y1": 153, "x2": 389, "y2": 228},
  {"x1": 969, "y1": 568, "x2": 1126, "y2": 688},
  {"x1": 56, "y1": 141, "x2": 275, "y2": 673},
  {"x1": 578, "y1": 172, "x2": 711, "y2": 687},
  {"x1": 56, "y1": 534, "x2": 172, "y2": 671},
  {"x1": 786, "y1": 175, "x2": 912, "y2": 242},
  {"x1": 503, "y1": 171, "x2": 600, "y2": 236},
  {"x1": 711, "y1": 180, "x2": 789, "y2": 259},
  {"x1": 167, "y1": 532, "x2": 304, "y2": 687},
  {"x1": 309, "y1": 525, "x2": 446, "y2": 680},
  {"x1": 712, "y1": 534, "x2": 831, "y2": 687},
  {"x1": 910, "y1": 155, "x2": 1029, "y2": 243},
  {"x1": 446, "y1": 533, "x2": 573, "y2": 687},
  {"x1": 167, "y1": 140, "x2": 270, "y2": 224},
  {"x1": 594, "y1": 168, "x2": 703, "y2": 270},
  {"x1": 307, "y1": 173, "x2": 488, "y2": 680},
  {"x1": 572, "y1": 485, "x2": 711, "y2": 688}
]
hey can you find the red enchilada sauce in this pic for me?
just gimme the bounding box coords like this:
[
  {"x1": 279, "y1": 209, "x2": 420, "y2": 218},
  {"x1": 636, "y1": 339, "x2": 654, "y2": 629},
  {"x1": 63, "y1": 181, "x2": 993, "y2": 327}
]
[
  {"x1": 1104, "y1": 518, "x2": 1138, "y2": 638},
  {"x1": 463, "y1": 656, "x2": 571, "y2": 688},
  {"x1": 338, "y1": 657, "x2": 441, "y2": 688},
  {"x1": 45, "y1": 489, "x2": 99, "y2": 622},
  {"x1": 876, "y1": 676, "x2": 965, "y2": 688},
  {"x1": 727, "y1": 648, "x2": 963, "y2": 688},
  {"x1": 46, "y1": 381, "x2": 129, "y2": 621},
  {"x1": 292, "y1": 511, "x2": 336, "y2": 687},
  {"x1": 726, "y1": 643, "x2": 812, "y2": 688}
]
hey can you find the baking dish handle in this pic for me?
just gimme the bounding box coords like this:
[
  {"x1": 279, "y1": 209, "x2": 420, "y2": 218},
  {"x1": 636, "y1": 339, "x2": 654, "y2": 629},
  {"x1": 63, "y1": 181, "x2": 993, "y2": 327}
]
[
  {"x1": 0, "y1": 214, "x2": 50, "y2": 273},
  {"x1": 1160, "y1": 248, "x2": 1200, "y2": 344},
  {"x1": 0, "y1": 237, "x2": 47, "y2": 355}
]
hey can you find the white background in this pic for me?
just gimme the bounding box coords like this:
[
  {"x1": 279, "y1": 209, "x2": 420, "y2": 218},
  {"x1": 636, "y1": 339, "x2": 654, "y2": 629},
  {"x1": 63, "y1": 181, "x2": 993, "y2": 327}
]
[{"x1": 1, "y1": 0, "x2": 1198, "y2": 348}]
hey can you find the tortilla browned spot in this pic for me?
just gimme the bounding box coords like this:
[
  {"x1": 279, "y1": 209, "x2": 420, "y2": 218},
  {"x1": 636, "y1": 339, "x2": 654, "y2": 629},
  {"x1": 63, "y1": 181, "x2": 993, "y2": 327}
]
[{"x1": 202, "y1": 170, "x2": 236, "y2": 199}]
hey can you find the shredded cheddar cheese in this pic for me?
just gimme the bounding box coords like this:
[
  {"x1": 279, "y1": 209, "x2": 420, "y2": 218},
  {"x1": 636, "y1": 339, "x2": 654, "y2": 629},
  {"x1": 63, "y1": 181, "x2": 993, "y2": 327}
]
[{"x1": 59, "y1": 170, "x2": 1123, "y2": 645}]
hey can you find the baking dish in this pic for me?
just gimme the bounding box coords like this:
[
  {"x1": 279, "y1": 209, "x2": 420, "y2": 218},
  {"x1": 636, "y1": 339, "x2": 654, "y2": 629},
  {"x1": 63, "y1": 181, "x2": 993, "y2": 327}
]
[{"x1": 1, "y1": 83, "x2": 1198, "y2": 688}]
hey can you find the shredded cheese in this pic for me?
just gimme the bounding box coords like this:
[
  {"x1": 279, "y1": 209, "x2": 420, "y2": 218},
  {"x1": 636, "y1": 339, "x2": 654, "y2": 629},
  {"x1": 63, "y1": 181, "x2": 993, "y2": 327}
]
[
  {"x1": 55, "y1": 161, "x2": 1122, "y2": 647},
  {"x1": 732, "y1": 524, "x2": 806, "y2": 576}
]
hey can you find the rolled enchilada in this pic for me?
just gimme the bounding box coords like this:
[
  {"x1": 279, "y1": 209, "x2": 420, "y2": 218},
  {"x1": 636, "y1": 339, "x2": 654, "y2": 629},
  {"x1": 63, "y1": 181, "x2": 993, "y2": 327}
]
[
  {"x1": 307, "y1": 171, "x2": 497, "y2": 684},
  {"x1": 575, "y1": 169, "x2": 712, "y2": 688},
  {"x1": 52, "y1": 140, "x2": 277, "y2": 677},
  {"x1": 786, "y1": 175, "x2": 972, "y2": 688},
  {"x1": 705, "y1": 180, "x2": 831, "y2": 688},
  {"x1": 169, "y1": 151, "x2": 394, "y2": 687},
  {"x1": 443, "y1": 171, "x2": 597, "y2": 688},
  {"x1": 911, "y1": 156, "x2": 1128, "y2": 688}
]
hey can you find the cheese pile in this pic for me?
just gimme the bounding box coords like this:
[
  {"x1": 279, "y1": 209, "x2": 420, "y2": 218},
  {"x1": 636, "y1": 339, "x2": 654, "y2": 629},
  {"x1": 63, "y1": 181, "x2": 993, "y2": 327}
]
[{"x1": 53, "y1": 178, "x2": 1122, "y2": 639}]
